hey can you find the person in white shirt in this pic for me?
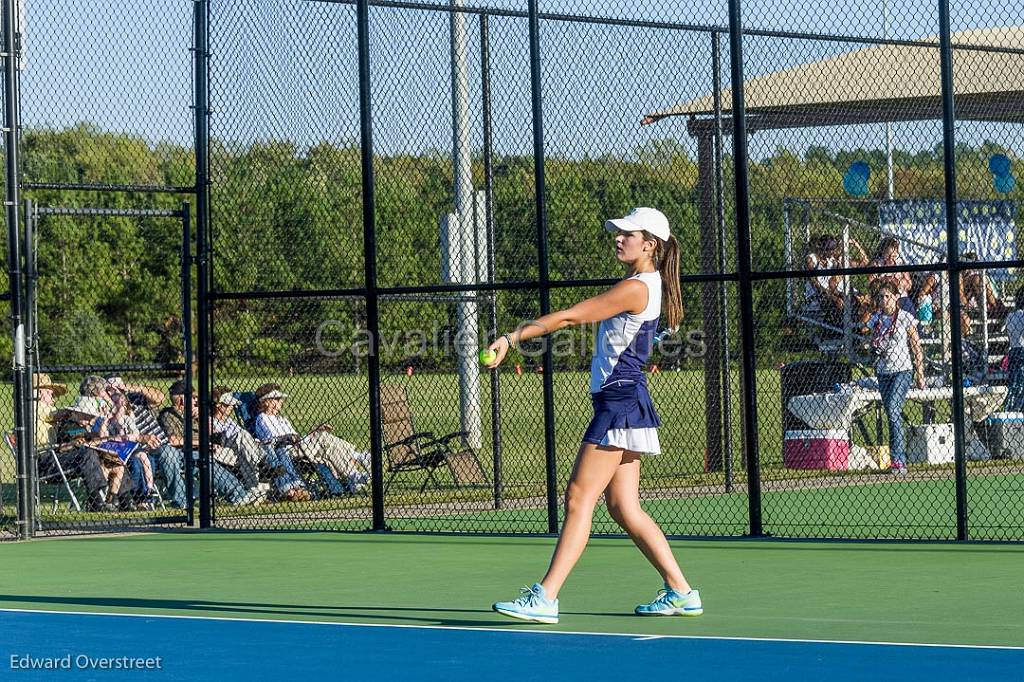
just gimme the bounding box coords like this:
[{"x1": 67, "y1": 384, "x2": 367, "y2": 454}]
[
  {"x1": 868, "y1": 282, "x2": 925, "y2": 475},
  {"x1": 211, "y1": 386, "x2": 309, "y2": 502},
  {"x1": 486, "y1": 207, "x2": 700, "y2": 624},
  {"x1": 251, "y1": 383, "x2": 369, "y2": 492},
  {"x1": 1002, "y1": 285, "x2": 1024, "y2": 411},
  {"x1": 805, "y1": 234, "x2": 869, "y2": 326}
]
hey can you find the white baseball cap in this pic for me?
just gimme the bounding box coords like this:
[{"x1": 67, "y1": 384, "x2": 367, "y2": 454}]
[
  {"x1": 259, "y1": 390, "x2": 288, "y2": 401},
  {"x1": 217, "y1": 392, "x2": 242, "y2": 406},
  {"x1": 604, "y1": 207, "x2": 671, "y2": 241}
]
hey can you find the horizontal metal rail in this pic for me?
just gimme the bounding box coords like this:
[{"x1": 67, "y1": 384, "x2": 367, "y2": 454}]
[
  {"x1": 23, "y1": 182, "x2": 195, "y2": 195},
  {"x1": 34, "y1": 207, "x2": 184, "y2": 218},
  {"x1": 208, "y1": 271, "x2": 742, "y2": 301},
  {"x1": 36, "y1": 363, "x2": 188, "y2": 374},
  {"x1": 314, "y1": 0, "x2": 1024, "y2": 56}
]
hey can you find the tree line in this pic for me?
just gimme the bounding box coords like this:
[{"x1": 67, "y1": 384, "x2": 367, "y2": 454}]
[{"x1": 14, "y1": 124, "x2": 1017, "y2": 373}]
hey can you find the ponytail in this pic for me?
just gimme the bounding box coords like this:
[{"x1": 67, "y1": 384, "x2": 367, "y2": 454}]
[{"x1": 656, "y1": 234, "x2": 683, "y2": 330}]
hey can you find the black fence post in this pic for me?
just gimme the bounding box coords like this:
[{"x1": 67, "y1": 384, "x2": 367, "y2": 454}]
[
  {"x1": 726, "y1": 0, "x2": 762, "y2": 536},
  {"x1": 23, "y1": 198, "x2": 34, "y2": 530},
  {"x1": 480, "y1": 12, "x2": 504, "y2": 511},
  {"x1": 3, "y1": 0, "x2": 30, "y2": 540},
  {"x1": 937, "y1": 0, "x2": 968, "y2": 541},
  {"x1": 711, "y1": 31, "x2": 735, "y2": 493},
  {"x1": 181, "y1": 201, "x2": 195, "y2": 527},
  {"x1": 356, "y1": 0, "x2": 385, "y2": 532},
  {"x1": 527, "y1": 0, "x2": 558, "y2": 534},
  {"x1": 193, "y1": 0, "x2": 211, "y2": 528}
]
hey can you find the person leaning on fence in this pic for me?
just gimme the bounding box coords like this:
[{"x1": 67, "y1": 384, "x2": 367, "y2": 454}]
[
  {"x1": 157, "y1": 380, "x2": 259, "y2": 508},
  {"x1": 868, "y1": 281, "x2": 925, "y2": 476},
  {"x1": 51, "y1": 396, "x2": 129, "y2": 512},
  {"x1": 251, "y1": 383, "x2": 369, "y2": 494},
  {"x1": 1001, "y1": 284, "x2": 1024, "y2": 411},
  {"x1": 35, "y1": 374, "x2": 117, "y2": 512},
  {"x1": 211, "y1": 386, "x2": 310, "y2": 503}
]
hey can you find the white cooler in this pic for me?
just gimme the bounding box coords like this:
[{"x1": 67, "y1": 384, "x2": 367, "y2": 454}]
[
  {"x1": 906, "y1": 423, "x2": 955, "y2": 465},
  {"x1": 985, "y1": 412, "x2": 1024, "y2": 460}
]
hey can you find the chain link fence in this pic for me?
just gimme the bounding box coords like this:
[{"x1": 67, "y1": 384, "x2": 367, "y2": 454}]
[
  {"x1": 16, "y1": 204, "x2": 194, "y2": 536},
  {"x1": 4, "y1": 0, "x2": 1023, "y2": 540}
]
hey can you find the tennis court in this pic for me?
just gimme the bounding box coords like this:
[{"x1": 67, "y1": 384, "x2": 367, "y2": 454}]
[
  {"x1": 2, "y1": 532, "x2": 1022, "y2": 679},
  {"x1": 4, "y1": 1, "x2": 1024, "y2": 680}
]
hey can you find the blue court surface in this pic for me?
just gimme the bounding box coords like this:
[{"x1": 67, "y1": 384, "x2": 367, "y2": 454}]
[{"x1": 2, "y1": 609, "x2": 1022, "y2": 681}]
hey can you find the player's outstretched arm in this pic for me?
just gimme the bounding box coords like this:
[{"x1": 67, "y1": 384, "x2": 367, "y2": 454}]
[{"x1": 482, "y1": 278, "x2": 648, "y2": 368}]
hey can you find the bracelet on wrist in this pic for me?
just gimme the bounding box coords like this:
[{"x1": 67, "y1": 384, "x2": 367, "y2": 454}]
[{"x1": 501, "y1": 332, "x2": 515, "y2": 350}]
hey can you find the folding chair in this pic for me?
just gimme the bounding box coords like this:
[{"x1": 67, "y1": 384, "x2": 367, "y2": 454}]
[
  {"x1": 4, "y1": 430, "x2": 83, "y2": 514},
  {"x1": 435, "y1": 432, "x2": 489, "y2": 488},
  {"x1": 379, "y1": 384, "x2": 488, "y2": 493}
]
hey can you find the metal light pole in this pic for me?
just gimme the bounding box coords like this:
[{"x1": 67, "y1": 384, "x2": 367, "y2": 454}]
[
  {"x1": 447, "y1": 0, "x2": 482, "y2": 449},
  {"x1": 883, "y1": 0, "x2": 895, "y2": 199}
]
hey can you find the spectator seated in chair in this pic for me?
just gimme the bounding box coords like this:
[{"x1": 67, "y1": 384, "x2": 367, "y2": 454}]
[
  {"x1": 211, "y1": 386, "x2": 310, "y2": 503},
  {"x1": 99, "y1": 376, "x2": 164, "y2": 511},
  {"x1": 959, "y1": 251, "x2": 1006, "y2": 334},
  {"x1": 34, "y1": 373, "x2": 110, "y2": 512},
  {"x1": 867, "y1": 237, "x2": 916, "y2": 316},
  {"x1": 51, "y1": 396, "x2": 130, "y2": 512},
  {"x1": 1002, "y1": 284, "x2": 1024, "y2": 412},
  {"x1": 910, "y1": 270, "x2": 940, "y2": 335},
  {"x1": 251, "y1": 383, "x2": 369, "y2": 495},
  {"x1": 805, "y1": 234, "x2": 871, "y2": 328},
  {"x1": 156, "y1": 379, "x2": 260, "y2": 508},
  {"x1": 108, "y1": 376, "x2": 189, "y2": 510}
]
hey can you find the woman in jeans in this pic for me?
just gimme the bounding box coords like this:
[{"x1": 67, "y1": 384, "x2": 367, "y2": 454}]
[
  {"x1": 868, "y1": 282, "x2": 925, "y2": 474},
  {"x1": 1002, "y1": 285, "x2": 1024, "y2": 411}
]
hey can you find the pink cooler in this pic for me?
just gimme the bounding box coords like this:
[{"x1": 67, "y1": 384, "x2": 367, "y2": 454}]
[{"x1": 783, "y1": 430, "x2": 850, "y2": 470}]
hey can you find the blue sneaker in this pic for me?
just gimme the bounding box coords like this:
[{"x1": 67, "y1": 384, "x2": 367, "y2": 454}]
[
  {"x1": 634, "y1": 585, "x2": 703, "y2": 617},
  {"x1": 492, "y1": 583, "x2": 559, "y2": 624}
]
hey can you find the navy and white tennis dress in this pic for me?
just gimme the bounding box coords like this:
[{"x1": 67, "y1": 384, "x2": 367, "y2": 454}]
[{"x1": 582, "y1": 271, "x2": 662, "y2": 455}]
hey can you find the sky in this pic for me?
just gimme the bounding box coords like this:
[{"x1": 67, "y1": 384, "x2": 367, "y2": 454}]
[{"x1": 15, "y1": 0, "x2": 1023, "y2": 168}]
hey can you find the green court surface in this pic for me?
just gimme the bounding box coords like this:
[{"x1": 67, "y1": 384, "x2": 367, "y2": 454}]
[
  {"x1": 386, "y1": 473, "x2": 1024, "y2": 540},
  {"x1": 1, "y1": 532, "x2": 1022, "y2": 647}
]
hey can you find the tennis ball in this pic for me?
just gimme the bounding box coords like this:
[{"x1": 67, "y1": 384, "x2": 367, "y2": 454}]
[{"x1": 479, "y1": 349, "x2": 497, "y2": 365}]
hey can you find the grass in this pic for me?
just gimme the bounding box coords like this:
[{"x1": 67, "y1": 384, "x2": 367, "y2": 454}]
[{"x1": 2, "y1": 371, "x2": 1022, "y2": 540}]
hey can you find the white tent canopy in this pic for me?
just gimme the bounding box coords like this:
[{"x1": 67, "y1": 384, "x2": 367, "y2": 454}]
[{"x1": 643, "y1": 26, "x2": 1024, "y2": 130}]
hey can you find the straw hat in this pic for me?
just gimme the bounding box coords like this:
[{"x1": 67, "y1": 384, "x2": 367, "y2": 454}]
[{"x1": 33, "y1": 373, "x2": 67, "y2": 397}]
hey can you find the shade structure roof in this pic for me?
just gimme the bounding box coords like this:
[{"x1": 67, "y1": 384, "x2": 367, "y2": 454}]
[{"x1": 641, "y1": 25, "x2": 1024, "y2": 133}]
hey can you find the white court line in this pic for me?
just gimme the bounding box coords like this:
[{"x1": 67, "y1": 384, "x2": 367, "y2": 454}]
[{"x1": 1, "y1": 607, "x2": 1022, "y2": 652}]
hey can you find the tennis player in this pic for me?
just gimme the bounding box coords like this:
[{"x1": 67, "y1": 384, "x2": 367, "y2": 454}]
[{"x1": 486, "y1": 207, "x2": 702, "y2": 624}]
